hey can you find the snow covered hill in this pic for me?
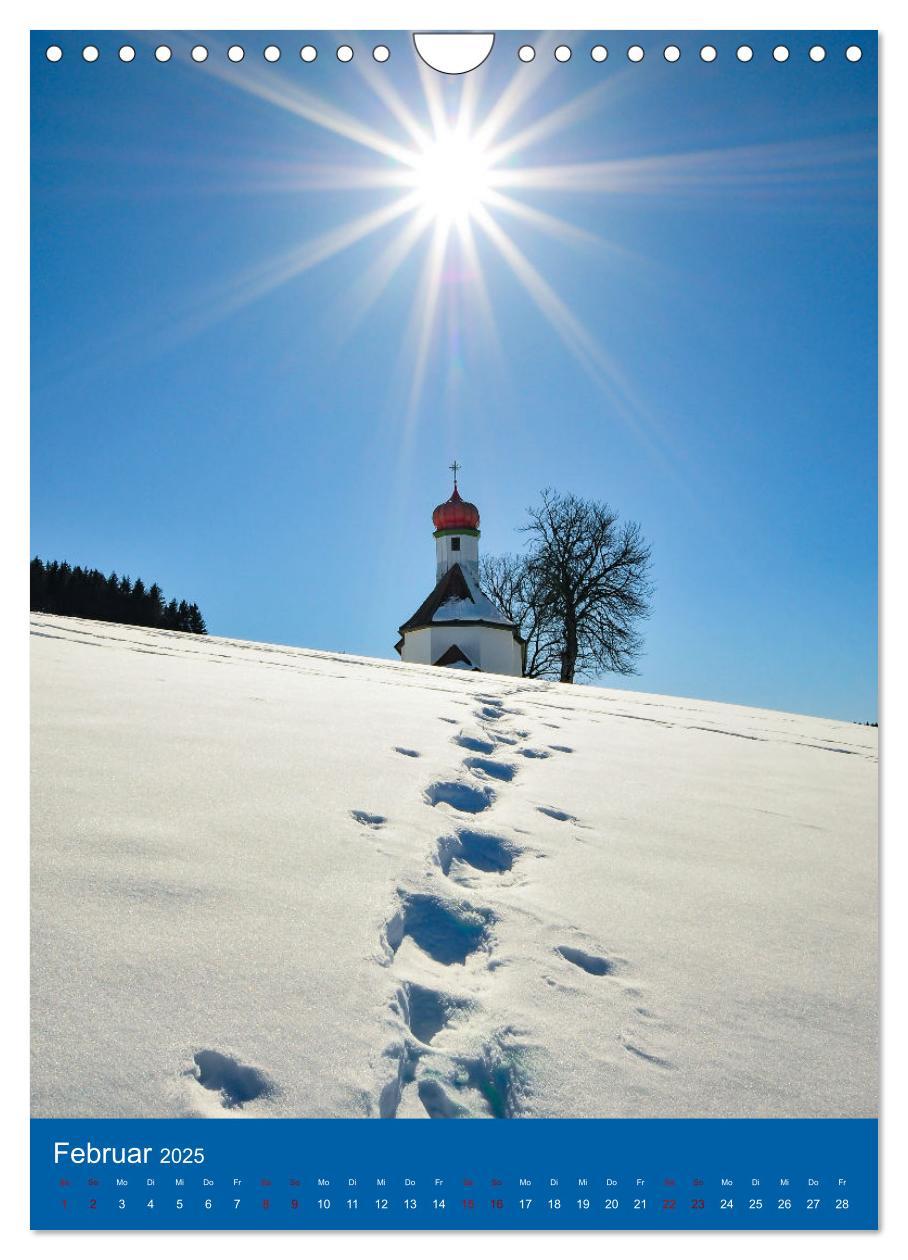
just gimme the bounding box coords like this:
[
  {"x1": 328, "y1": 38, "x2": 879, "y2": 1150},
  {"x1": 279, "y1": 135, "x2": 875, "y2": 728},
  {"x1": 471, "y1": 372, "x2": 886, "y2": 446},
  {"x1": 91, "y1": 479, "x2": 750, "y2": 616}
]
[{"x1": 30, "y1": 614, "x2": 877, "y2": 1120}]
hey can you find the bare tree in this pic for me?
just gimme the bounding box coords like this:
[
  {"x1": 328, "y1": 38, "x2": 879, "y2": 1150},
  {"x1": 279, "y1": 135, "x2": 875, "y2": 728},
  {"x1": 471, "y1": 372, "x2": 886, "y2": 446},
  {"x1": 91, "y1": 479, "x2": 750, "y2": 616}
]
[
  {"x1": 479, "y1": 552, "x2": 562, "y2": 679},
  {"x1": 525, "y1": 489, "x2": 653, "y2": 683},
  {"x1": 482, "y1": 490, "x2": 653, "y2": 683}
]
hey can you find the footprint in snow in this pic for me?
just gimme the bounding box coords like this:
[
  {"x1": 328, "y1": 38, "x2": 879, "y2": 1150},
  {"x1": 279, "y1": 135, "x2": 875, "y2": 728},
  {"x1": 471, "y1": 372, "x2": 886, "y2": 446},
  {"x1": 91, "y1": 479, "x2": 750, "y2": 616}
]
[
  {"x1": 384, "y1": 891, "x2": 495, "y2": 965},
  {"x1": 621, "y1": 1039, "x2": 673, "y2": 1070},
  {"x1": 454, "y1": 733, "x2": 497, "y2": 754},
  {"x1": 436, "y1": 829, "x2": 518, "y2": 875},
  {"x1": 190, "y1": 1050, "x2": 273, "y2": 1110},
  {"x1": 463, "y1": 755, "x2": 517, "y2": 783},
  {"x1": 418, "y1": 1078, "x2": 471, "y2": 1118},
  {"x1": 445, "y1": 1039, "x2": 524, "y2": 1119},
  {"x1": 396, "y1": 980, "x2": 468, "y2": 1045},
  {"x1": 556, "y1": 945, "x2": 613, "y2": 976},
  {"x1": 425, "y1": 780, "x2": 495, "y2": 814},
  {"x1": 351, "y1": 810, "x2": 386, "y2": 828},
  {"x1": 394, "y1": 747, "x2": 420, "y2": 758},
  {"x1": 537, "y1": 805, "x2": 577, "y2": 823}
]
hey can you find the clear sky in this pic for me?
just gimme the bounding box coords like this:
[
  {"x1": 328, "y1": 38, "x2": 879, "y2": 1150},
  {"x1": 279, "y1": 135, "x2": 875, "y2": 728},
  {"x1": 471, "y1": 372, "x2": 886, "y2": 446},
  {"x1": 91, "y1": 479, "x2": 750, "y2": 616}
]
[{"x1": 31, "y1": 30, "x2": 877, "y2": 721}]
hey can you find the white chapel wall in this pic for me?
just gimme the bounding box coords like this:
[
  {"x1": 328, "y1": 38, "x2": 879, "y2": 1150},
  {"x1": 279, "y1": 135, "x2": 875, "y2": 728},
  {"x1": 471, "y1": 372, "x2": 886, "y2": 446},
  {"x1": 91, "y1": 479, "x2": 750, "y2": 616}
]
[
  {"x1": 427, "y1": 624, "x2": 522, "y2": 676},
  {"x1": 400, "y1": 626, "x2": 432, "y2": 666},
  {"x1": 475, "y1": 627, "x2": 523, "y2": 676}
]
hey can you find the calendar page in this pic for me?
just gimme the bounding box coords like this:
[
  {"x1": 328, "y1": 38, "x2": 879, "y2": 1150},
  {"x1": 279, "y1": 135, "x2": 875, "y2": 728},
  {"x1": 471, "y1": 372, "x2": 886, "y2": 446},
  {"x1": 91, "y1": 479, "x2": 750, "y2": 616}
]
[{"x1": 29, "y1": 27, "x2": 878, "y2": 1232}]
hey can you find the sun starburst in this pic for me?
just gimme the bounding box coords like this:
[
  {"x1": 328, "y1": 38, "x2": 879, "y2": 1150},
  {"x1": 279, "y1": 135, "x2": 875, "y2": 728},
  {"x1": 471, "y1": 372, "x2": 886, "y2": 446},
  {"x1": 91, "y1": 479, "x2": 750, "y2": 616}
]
[{"x1": 153, "y1": 35, "x2": 873, "y2": 431}]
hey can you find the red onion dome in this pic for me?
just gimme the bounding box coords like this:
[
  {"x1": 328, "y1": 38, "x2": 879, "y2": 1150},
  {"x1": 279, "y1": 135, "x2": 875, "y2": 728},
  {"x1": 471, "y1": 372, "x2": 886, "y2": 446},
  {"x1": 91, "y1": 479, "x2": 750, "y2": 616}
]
[{"x1": 432, "y1": 483, "x2": 480, "y2": 531}]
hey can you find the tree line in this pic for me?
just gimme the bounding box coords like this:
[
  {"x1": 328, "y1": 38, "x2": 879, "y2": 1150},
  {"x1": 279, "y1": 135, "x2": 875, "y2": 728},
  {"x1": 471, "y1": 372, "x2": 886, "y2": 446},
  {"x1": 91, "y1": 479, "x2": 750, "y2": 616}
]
[
  {"x1": 31, "y1": 558, "x2": 207, "y2": 634},
  {"x1": 481, "y1": 489, "x2": 653, "y2": 684}
]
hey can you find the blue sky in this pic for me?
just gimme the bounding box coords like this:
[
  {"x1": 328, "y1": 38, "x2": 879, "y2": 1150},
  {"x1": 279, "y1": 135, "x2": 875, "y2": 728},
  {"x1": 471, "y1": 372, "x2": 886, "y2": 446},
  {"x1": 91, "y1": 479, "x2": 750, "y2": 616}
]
[{"x1": 30, "y1": 31, "x2": 877, "y2": 720}]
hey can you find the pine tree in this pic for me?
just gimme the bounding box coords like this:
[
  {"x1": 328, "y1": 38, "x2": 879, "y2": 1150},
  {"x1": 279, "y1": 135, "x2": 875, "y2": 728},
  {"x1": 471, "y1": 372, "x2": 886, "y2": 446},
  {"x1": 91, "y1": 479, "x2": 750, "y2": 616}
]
[
  {"x1": 146, "y1": 583, "x2": 165, "y2": 628},
  {"x1": 187, "y1": 603, "x2": 207, "y2": 635},
  {"x1": 162, "y1": 598, "x2": 179, "y2": 630},
  {"x1": 105, "y1": 572, "x2": 119, "y2": 621},
  {"x1": 70, "y1": 566, "x2": 87, "y2": 618},
  {"x1": 30, "y1": 557, "x2": 46, "y2": 610},
  {"x1": 132, "y1": 577, "x2": 146, "y2": 618},
  {"x1": 51, "y1": 562, "x2": 64, "y2": 613}
]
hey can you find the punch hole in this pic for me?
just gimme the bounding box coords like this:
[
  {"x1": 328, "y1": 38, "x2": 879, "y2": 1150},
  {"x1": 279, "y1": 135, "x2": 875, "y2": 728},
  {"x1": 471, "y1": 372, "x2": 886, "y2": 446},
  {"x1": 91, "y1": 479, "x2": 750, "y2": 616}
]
[
  {"x1": 191, "y1": 46, "x2": 208, "y2": 63},
  {"x1": 846, "y1": 45, "x2": 862, "y2": 62},
  {"x1": 82, "y1": 45, "x2": 99, "y2": 62},
  {"x1": 773, "y1": 46, "x2": 790, "y2": 62},
  {"x1": 518, "y1": 45, "x2": 536, "y2": 62},
  {"x1": 373, "y1": 45, "x2": 390, "y2": 62},
  {"x1": 554, "y1": 45, "x2": 572, "y2": 62},
  {"x1": 45, "y1": 45, "x2": 63, "y2": 62},
  {"x1": 737, "y1": 45, "x2": 754, "y2": 62},
  {"x1": 300, "y1": 45, "x2": 317, "y2": 63},
  {"x1": 118, "y1": 46, "x2": 136, "y2": 63},
  {"x1": 227, "y1": 45, "x2": 245, "y2": 63},
  {"x1": 413, "y1": 33, "x2": 494, "y2": 74},
  {"x1": 155, "y1": 46, "x2": 172, "y2": 63},
  {"x1": 809, "y1": 46, "x2": 826, "y2": 62},
  {"x1": 627, "y1": 45, "x2": 644, "y2": 63},
  {"x1": 337, "y1": 45, "x2": 354, "y2": 62},
  {"x1": 700, "y1": 45, "x2": 717, "y2": 62},
  {"x1": 663, "y1": 45, "x2": 681, "y2": 62},
  {"x1": 264, "y1": 45, "x2": 281, "y2": 63},
  {"x1": 590, "y1": 46, "x2": 608, "y2": 63}
]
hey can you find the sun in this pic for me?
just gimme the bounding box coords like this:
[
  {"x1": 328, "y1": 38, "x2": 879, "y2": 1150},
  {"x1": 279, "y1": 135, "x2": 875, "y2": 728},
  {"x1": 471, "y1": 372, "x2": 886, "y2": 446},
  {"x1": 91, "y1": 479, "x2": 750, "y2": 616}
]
[{"x1": 410, "y1": 126, "x2": 493, "y2": 223}]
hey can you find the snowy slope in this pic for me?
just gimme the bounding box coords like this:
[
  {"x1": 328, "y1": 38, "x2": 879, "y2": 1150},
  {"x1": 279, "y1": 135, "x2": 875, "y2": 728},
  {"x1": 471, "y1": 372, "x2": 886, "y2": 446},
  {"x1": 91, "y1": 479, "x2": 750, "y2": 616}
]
[{"x1": 30, "y1": 614, "x2": 877, "y2": 1120}]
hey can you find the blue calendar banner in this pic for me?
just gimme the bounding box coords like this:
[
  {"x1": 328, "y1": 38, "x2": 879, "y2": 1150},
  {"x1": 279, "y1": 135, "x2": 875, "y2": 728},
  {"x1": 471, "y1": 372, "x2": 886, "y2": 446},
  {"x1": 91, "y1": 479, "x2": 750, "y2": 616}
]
[{"x1": 31, "y1": 1118, "x2": 877, "y2": 1230}]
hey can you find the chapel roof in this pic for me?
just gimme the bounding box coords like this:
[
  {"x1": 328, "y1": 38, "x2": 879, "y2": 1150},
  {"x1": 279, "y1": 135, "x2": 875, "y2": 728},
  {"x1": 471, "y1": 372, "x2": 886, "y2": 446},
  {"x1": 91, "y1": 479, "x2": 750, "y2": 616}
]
[
  {"x1": 398, "y1": 563, "x2": 520, "y2": 638},
  {"x1": 433, "y1": 643, "x2": 478, "y2": 669}
]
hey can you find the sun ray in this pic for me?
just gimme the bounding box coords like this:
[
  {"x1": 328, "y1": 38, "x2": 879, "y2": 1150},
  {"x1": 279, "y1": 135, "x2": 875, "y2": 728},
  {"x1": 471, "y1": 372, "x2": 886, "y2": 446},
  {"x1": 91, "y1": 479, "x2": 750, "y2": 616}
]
[
  {"x1": 354, "y1": 55, "x2": 434, "y2": 152},
  {"x1": 334, "y1": 209, "x2": 435, "y2": 335},
  {"x1": 483, "y1": 61, "x2": 654, "y2": 168},
  {"x1": 416, "y1": 57, "x2": 451, "y2": 138},
  {"x1": 493, "y1": 135, "x2": 876, "y2": 198},
  {"x1": 190, "y1": 40, "x2": 420, "y2": 168},
  {"x1": 470, "y1": 34, "x2": 559, "y2": 152},
  {"x1": 455, "y1": 67, "x2": 483, "y2": 138},
  {"x1": 481, "y1": 188, "x2": 609, "y2": 252},
  {"x1": 403, "y1": 219, "x2": 451, "y2": 421},
  {"x1": 33, "y1": 189, "x2": 428, "y2": 395},
  {"x1": 453, "y1": 215, "x2": 504, "y2": 373},
  {"x1": 219, "y1": 162, "x2": 417, "y2": 194},
  {"x1": 162, "y1": 192, "x2": 423, "y2": 350},
  {"x1": 472, "y1": 205, "x2": 644, "y2": 423},
  {"x1": 472, "y1": 205, "x2": 701, "y2": 493},
  {"x1": 485, "y1": 80, "x2": 616, "y2": 168}
]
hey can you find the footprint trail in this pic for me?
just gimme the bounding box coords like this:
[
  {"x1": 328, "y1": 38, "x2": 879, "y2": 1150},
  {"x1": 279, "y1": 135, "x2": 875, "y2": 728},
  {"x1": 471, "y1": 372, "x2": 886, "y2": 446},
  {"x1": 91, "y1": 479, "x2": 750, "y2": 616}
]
[{"x1": 373, "y1": 683, "x2": 669, "y2": 1115}]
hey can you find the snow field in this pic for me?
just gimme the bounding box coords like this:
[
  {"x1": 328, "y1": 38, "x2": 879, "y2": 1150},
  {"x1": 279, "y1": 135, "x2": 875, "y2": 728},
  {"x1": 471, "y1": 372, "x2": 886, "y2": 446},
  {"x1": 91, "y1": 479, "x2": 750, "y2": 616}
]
[{"x1": 31, "y1": 615, "x2": 877, "y2": 1119}]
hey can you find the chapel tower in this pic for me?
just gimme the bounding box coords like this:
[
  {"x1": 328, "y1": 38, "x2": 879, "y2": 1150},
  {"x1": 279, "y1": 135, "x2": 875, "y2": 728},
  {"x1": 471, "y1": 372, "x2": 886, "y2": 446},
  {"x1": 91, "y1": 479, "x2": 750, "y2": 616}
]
[{"x1": 395, "y1": 464, "x2": 524, "y2": 675}]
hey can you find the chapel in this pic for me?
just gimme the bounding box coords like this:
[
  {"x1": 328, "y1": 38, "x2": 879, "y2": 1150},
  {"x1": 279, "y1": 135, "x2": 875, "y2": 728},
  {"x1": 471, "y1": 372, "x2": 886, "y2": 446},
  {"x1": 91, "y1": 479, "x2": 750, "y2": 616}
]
[{"x1": 395, "y1": 466, "x2": 524, "y2": 675}]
